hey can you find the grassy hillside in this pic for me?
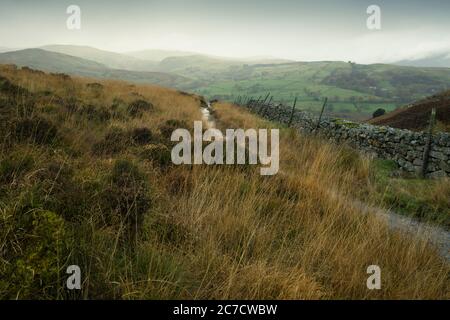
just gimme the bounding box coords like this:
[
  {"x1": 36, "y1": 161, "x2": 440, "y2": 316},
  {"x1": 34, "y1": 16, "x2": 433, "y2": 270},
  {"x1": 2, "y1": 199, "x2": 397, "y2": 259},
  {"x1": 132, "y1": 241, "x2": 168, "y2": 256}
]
[
  {"x1": 0, "y1": 49, "x2": 107, "y2": 74},
  {"x1": 368, "y1": 160, "x2": 450, "y2": 227},
  {"x1": 0, "y1": 65, "x2": 448, "y2": 299},
  {"x1": 192, "y1": 61, "x2": 450, "y2": 120},
  {"x1": 0, "y1": 49, "x2": 198, "y2": 89},
  {"x1": 158, "y1": 55, "x2": 250, "y2": 74},
  {"x1": 157, "y1": 55, "x2": 292, "y2": 75},
  {"x1": 368, "y1": 89, "x2": 450, "y2": 132},
  {"x1": 126, "y1": 49, "x2": 199, "y2": 61},
  {"x1": 42, "y1": 45, "x2": 158, "y2": 71},
  {"x1": 5, "y1": 46, "x2": 449, "y2": 121}
]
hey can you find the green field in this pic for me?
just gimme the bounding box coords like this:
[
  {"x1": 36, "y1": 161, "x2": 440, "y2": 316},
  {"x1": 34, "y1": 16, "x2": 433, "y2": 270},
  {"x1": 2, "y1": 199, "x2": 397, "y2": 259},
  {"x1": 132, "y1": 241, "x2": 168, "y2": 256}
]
[
  {"x1": 2, "y1": 46, "x2": 449, "y2": 121},
  {"x1": 181, "y1": 60, "x2": 450, "y2": 120}
]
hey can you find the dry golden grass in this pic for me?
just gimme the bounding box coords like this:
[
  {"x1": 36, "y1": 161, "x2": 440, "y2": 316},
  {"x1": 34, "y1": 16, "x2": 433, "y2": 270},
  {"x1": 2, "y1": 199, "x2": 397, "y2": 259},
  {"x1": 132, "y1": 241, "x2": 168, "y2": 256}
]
[
  {"x1": 172, "y1": 102, "x2": 449, "y2": 299},
  {"x1": 0, "y1": 67, "x2": 448, "y2": 299}
]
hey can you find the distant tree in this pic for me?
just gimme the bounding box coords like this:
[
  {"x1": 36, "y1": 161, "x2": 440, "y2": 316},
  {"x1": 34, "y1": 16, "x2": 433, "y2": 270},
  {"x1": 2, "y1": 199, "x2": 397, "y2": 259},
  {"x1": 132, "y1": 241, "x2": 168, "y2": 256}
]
[{"x1": 372, "y1": 108, "x2": 386, "y2": 118}]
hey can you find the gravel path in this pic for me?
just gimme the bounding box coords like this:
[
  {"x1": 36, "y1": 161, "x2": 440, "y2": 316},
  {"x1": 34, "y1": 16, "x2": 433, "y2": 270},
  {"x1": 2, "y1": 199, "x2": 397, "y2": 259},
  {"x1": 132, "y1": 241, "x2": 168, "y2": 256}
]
[{"x1": 353, "y1": 198, "x2": 450, "y2": 262}]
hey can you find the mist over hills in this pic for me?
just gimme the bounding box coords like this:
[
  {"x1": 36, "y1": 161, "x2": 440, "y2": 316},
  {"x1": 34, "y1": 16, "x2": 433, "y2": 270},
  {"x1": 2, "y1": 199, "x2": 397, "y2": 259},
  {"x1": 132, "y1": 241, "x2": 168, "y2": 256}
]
[
  {"x1": 395, "y1": 52, "x2": 450, "y2": 69},
  {"x1": 0, "y1": 48, "x2": 107, "y2": 73},
  {"x1": 41, "y1": 45, "x2": 158, "y2": 71},
  {"x1": 125, "y1": 49, "x2": 292, "y2": 64},
  {"x1": 0, "y1": 48, "x2": 198, "y2": 89},
  {"x1": 126, "y1": 49, "x2": 199, "y2": 61},
  {"x1": 1, "y1": 44, "x2": 449, "y2": 120},
  {"x1": 0, "y1": 47, "x2": 15, "y2": 53},
  {"x1": 34, "y1": 45, "x2": 292, "y2": 81}
]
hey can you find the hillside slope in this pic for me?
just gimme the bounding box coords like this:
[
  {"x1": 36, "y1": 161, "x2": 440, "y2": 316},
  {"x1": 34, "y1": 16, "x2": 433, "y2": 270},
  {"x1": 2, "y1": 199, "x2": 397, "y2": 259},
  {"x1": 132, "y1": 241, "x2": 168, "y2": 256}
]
[
  {"x1": 0, "y1": 48, "x2": 107, "y2": 73},
  {"x1": 368, "y1": 90, "x2": 450, "y2": 131},
  {"x1": 41, "y1": 45, "x2": 158, "y2": 71},
  {"x1": 192, "y1": 61, "x2": 450, "y2": 119},
  {"x1": 126, "y1": 49, "x2": 199, "y2": 61},
  {"x1": 0, "y1": 64, "x2": 448, "y2": 299},
  {"x1": 4, "y1": 47, "x2": 450, "y2": 121},
  {"x1": 0, "y1": 49, "x2": 198, "y2": 89}
]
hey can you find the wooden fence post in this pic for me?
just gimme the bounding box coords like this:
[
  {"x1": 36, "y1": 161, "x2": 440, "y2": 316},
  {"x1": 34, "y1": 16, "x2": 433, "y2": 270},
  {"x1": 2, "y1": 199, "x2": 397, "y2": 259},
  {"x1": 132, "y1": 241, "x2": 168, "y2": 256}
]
[
  {"x1": 258, "y1": 93, "x2": 270, "y2": 114},
  {"x1": 421, "y1": 108, "x2": 436, "y2": 178},
  {"x1": 314, "y1": 97, "x2": 328, "y2": 132},
  {"x1": 254, "y1": 96, "x2": 262, "y2": 109},
  {"x1": 288, "y1": 96, "x2": 298, "y2": 127}
]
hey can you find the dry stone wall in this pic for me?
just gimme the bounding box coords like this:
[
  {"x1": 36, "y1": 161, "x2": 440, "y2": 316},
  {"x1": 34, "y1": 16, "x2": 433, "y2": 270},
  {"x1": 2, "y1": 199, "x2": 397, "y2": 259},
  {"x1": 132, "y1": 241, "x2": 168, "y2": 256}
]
[{"x1": 241, "y1": 100, "x2": 450, "y2": 178}]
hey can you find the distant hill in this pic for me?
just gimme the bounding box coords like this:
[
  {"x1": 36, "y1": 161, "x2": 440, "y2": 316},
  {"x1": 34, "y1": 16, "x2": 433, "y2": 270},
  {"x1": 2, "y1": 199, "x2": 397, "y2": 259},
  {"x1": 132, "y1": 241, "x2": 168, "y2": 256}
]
[
  {"x1": 158, "y1": 55, "x2": 245, "y2": 73},
  {"x1": 0, "y1": 47, "x2": 16, "y2": 53},
  {"x1": 43, "y1": 46, "x2": 291, "y2": 73},
  {"x1": 368, "y1": 90, "x2": 450, "y2": 132},
  {"x1": 0, "y1": 48, "x2": 107, "y2": 73},
  {"x1": 41, "y1": 45, "x2": 158, "y2": 71},
  {"x1": 395, "y1": 52, "x2": 450, "y2": 69},
  {"x1": 0, "y1": 49, "x2": 198, "y2": 89},
  {"x1": 126, "y1": 49, "x2": 199, "y2": 61},
  {"x1": 3, "y1": 46, "x2": 450, "y2": 121},
  {"x1": 240, "y1": 56, "x2": 294, "y2": 64},
  {"x1": 156, "y1": 54, "x2": 293, "y2": 80},
  {"x1": 191, "y1": 60, "x2": 450, "y2": 119}
]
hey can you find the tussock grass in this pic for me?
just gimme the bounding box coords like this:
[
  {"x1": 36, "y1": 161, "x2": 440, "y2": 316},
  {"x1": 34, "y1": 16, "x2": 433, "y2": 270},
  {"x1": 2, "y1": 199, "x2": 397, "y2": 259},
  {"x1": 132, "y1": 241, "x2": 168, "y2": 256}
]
[
  {"x1": 368, "y1": 159, "x2": 450, "y2": 227},
  {"x1": 0, "y1": 66, "x2": 448, "y2": 300}
]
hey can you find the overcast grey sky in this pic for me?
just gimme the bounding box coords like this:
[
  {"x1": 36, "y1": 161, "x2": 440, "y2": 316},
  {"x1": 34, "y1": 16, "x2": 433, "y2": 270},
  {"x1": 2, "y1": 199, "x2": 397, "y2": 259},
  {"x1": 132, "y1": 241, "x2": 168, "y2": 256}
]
[{"x1": 0, "y1": 0, "x2": 449, "y2": 63}]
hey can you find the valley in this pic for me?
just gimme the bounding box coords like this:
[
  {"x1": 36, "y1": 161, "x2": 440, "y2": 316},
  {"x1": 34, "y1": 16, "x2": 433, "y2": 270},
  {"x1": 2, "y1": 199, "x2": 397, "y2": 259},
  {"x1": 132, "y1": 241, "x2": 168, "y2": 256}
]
[{"x1": 1, "y1": 45, "x2": 449, "y2": 121}]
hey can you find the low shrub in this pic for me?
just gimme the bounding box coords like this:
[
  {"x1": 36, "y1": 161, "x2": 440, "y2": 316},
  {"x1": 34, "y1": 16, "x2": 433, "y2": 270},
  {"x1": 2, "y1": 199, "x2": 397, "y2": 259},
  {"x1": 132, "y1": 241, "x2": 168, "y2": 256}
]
[
  {"x1": 0, "y1": 76, "x2": 28, "y2": 96},
  {"x1": 50, "y1": 73, "x2": 71, "y2": 81},
  {"x1": 14, "y1": 117, "x2": 58, "y2": 145},
  {"x1": 92, "y1": 127, "x2": 130, "y2": 156},
  {"x1": 33, "y1": 161, "x2": 81, "y2": 220},
  {"x1": 79, "y1": 104, "x2": 111, "y2": 122},
  {"x1": 140, "y1": 144, "x2": 172, "y2": 169},
  {"x1": 131, "y1": 127, "x2": 155, "y2": 145},
  {"x1": 159, "y1": 119, "x2": 189, "y2": 140},
  {"x1": 0, "y1": 153, "x2": 34, "y2": 184},
  {"x1": 104, "y1": 160, "x2": 152, "y2": 235},
  {"x1": 127, "y1": 99, "x2": 154, "y2": 117},
  {"x1": 63, "y1": 97, "x2": 80, "y2": 114},
  {"x1": 0, "y1": 208, "x2": 68, "y2": 299},
  {"x1": 111, "y1": 98, "x2": 125, "y2": 110},
  {"x1": 372, "y1": 108, "x2": 386, "y2": 118},
  {"x1": 86, "y1": 83, "x2": 104, "y2": 90}
]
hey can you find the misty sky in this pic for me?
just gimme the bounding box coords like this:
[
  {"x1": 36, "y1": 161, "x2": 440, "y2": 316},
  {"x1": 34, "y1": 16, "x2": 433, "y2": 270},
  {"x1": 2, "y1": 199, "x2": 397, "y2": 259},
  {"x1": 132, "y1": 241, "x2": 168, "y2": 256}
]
[{"x1": 1, "y1": 0, "x2": 449, "y2": 63}]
